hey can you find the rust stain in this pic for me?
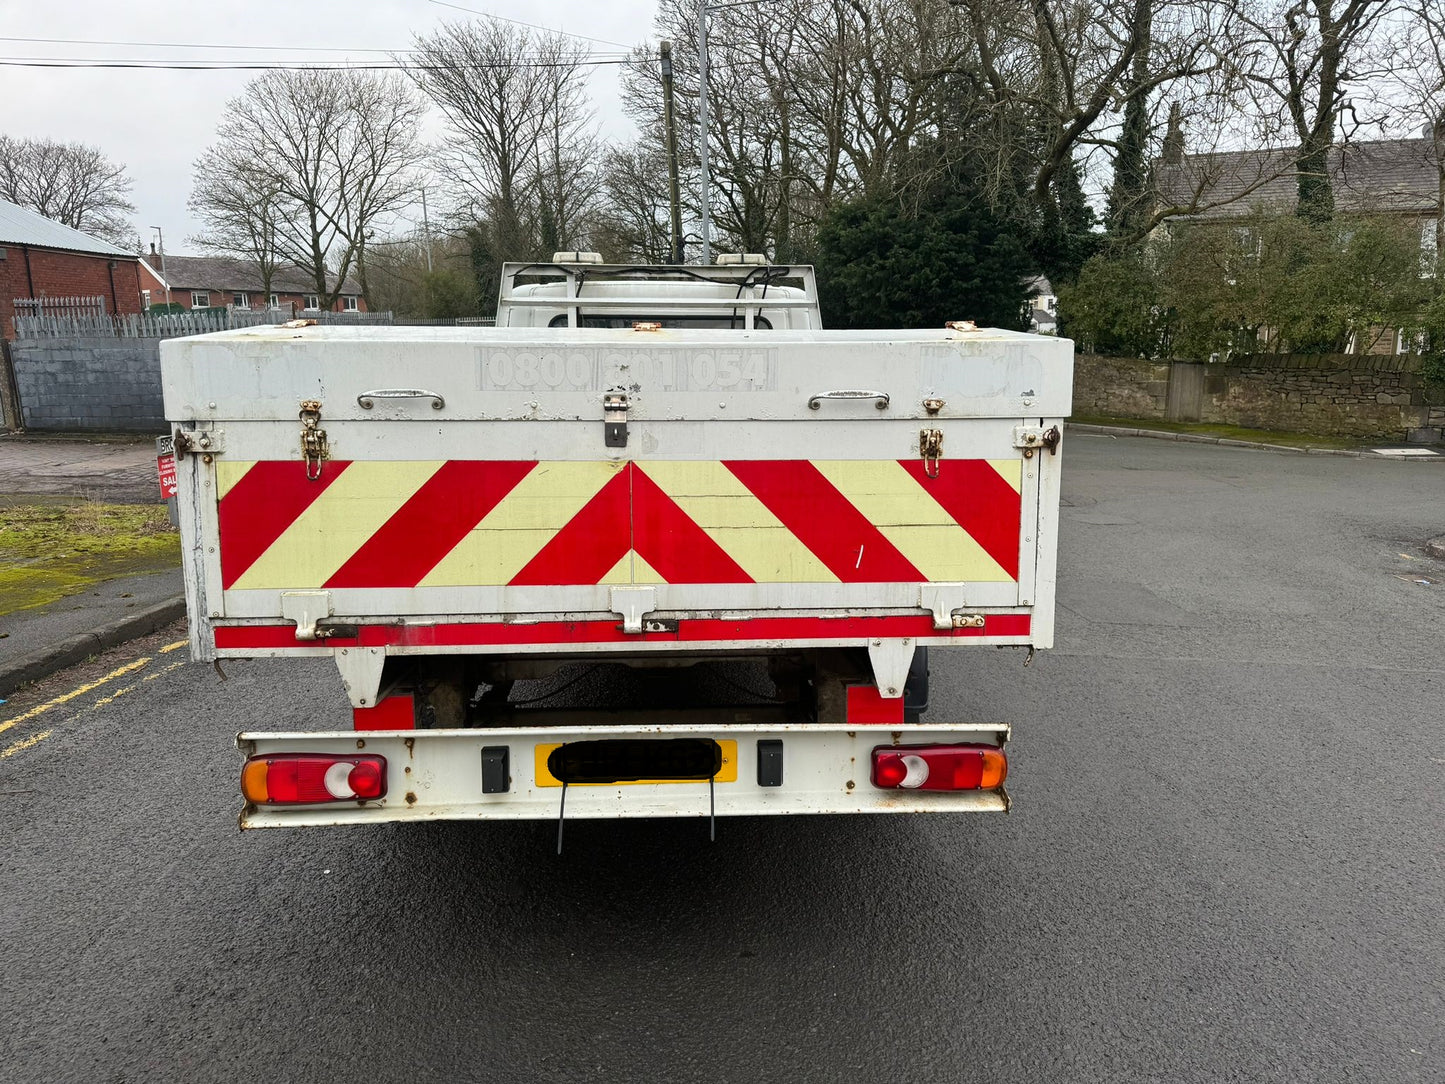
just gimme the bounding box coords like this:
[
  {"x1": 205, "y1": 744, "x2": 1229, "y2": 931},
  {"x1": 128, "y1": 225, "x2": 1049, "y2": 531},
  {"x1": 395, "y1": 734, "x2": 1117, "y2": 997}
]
[{"x1": 405, "y1": 791, "x2": 417, "y2": 805}]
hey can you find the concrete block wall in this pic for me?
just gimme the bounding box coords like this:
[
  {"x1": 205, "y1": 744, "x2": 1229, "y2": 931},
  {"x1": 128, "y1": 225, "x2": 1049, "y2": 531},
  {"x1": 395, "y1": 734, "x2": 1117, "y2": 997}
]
[{"x1": 11, "y1": 336, "x2": 164, "y2": 431}]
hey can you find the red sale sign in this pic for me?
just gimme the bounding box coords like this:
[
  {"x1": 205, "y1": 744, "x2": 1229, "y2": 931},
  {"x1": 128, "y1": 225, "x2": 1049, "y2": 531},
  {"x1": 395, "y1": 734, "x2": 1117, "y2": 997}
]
[{"x1": 156, "y1": 435, "x2": 178, "y2": 499}]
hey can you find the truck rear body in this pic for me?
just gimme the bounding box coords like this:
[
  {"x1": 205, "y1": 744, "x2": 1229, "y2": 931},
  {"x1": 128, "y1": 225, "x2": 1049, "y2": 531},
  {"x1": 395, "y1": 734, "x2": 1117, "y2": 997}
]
[{"x1": 161, "y1": 262, "x2": 1071, "y2": 829}]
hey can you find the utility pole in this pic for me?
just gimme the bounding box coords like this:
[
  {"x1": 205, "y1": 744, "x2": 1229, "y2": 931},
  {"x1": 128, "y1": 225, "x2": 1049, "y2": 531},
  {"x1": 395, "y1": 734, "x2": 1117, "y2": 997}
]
[
  {"x1": 697, "y1": 0, "x2": 712, "y2": 265},
  {"x1": 149, "y1": 225, "x2": 171, "y2": 307},
  {"x1": 660, "y1": 41, "x2": 685, "y2": 264},
  {"x1": 420, "y1": 187, "x2": 434, "y2": 273}
]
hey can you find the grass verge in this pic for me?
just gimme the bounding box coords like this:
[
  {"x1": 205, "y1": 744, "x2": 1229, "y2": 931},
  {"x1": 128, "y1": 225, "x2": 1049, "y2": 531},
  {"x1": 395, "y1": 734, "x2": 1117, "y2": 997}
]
[
  {"x1": 0, "y1": 500, "x2": 180, "y2": 616},
  {"x1": 1069, "y1": 415, "x2": 1363, "y2": 450}
]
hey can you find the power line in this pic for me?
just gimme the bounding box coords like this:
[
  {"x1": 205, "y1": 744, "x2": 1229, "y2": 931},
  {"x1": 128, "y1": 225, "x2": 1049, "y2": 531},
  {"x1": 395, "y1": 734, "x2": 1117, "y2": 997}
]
[
  {"x1": 0, "y1": 57, "x2": 633, "y2": 70},
  {"x1": 0, "y1": 35, "x2": 406, "y2": 53},
  {"x1": 427, "y1": 0, "x2": 634, "y2": 49}
]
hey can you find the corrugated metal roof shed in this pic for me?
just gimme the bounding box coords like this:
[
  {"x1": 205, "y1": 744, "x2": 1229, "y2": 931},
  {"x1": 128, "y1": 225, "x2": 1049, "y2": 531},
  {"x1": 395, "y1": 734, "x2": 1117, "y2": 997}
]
[{"x1": 0, "y1": 198, "x2": 132, "y2": 257}]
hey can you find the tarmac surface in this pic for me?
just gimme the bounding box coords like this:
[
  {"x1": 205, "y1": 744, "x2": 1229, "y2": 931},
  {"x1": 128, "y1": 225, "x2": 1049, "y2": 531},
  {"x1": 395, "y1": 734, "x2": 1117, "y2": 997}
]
[
  {"x1": 0, "y1": 434, "x2": 1442, "y2": 1082},
  {"x1": 0, "y1": 433, "x2": 160, "y2": 504}
]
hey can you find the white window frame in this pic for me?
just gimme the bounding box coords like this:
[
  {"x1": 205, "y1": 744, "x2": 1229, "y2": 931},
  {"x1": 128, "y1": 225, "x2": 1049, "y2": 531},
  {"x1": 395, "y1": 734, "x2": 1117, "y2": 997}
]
[
  {"x1": 268, "y1": 294, "x2": 280, "y2": 309},
  {"x1": 191, "y1": 291, "x2": 210, "y2": 309},
  {"x1": 141, "y1": 289, "x2": 151, "y2": 308},
  {"x1": 303, "y1": 295, "x2": 320, "y2": 312},
  {"x1": 233, "y1": 292, "x2": 248, "y2": 309},
  {"x1": 343, "y1": 295, "x2": 359, "y2": 312}
]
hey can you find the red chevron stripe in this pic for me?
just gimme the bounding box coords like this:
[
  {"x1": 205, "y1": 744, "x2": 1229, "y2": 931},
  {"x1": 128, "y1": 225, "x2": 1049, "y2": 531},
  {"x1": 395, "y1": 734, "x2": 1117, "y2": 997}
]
[
  {"x1": 219, "y1": 461, "x2": 350, "y2": 588},
  {"x1": 632, "y1": 465, "x2": 752, "y2": 583},
  {"x1": 324, "y1": 461, "x2": 537, "y2": 588},
  {"x1": 897, "y1": 459, "x2": 1022, "y2": 579},
  {"x1": 509, "y1": 467, "x2": 632, "y2": 585},
  {"x1": 722, "y1": 460, "x2": 924, "y2": 582}
]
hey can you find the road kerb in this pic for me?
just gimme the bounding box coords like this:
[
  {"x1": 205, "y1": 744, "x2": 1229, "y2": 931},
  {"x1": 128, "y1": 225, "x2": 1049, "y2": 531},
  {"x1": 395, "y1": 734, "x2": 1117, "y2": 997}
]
[
  {"x1": 1065, "y1": 423, "x2": 1445, "y2": 459},
  {"x1": 0, "y1": 598, "x2": 186, "y2": 698}
]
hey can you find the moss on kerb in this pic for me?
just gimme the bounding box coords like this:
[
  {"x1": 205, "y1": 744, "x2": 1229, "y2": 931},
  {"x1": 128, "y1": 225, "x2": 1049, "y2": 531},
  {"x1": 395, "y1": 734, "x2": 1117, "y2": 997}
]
[{"x1": 0, "y1": 500, "x2": 179, "y2": 615}]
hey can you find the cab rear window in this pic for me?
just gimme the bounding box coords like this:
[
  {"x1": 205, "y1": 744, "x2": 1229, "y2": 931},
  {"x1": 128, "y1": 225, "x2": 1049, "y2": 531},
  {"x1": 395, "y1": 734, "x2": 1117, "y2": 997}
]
[{"x1": 548, "y1": 314, "x2": 773, "y2": 329}]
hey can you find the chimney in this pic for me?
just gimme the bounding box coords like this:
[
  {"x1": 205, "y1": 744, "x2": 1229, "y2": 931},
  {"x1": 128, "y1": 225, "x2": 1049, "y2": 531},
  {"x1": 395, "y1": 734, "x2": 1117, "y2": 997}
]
[
  {"x1": 147, "y1": 242, "x2": 164, "y2": 272},
  {"x1": 1162, "y1": 102, "x2": 1184, "y2": 166}
]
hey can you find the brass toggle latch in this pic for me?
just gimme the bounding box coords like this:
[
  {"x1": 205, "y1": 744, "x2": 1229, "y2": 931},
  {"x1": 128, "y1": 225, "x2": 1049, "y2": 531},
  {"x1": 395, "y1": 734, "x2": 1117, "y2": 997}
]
[
  {"x1": 919, "y1": 428, "x2": 944, "y2": 478},
  {"x1": 299, "y1": 399, "x2": 329, "y2": 481}
]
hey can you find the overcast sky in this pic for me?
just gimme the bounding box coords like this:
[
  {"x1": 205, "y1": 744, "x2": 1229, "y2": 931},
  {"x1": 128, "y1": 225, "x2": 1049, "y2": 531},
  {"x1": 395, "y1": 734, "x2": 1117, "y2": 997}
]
[{"x1": 0, "y1": 0, "x2": 660, "y2": 253}]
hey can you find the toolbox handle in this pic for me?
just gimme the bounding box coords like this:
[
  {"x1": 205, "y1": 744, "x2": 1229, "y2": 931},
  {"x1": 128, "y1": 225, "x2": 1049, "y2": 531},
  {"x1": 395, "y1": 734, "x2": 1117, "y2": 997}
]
[
  {"x1": 357, "y1": 389, "x2": 446, "y2": 411},
  {"x1": 807, "y1": 389, "x2": 890, "y2": 411}
]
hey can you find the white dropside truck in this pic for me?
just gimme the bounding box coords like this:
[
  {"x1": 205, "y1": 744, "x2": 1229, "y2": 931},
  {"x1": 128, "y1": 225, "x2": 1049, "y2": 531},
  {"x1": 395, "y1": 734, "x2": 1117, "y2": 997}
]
[{"x1": 160, "y1": 256, "x2": 1072, "y2": 833}]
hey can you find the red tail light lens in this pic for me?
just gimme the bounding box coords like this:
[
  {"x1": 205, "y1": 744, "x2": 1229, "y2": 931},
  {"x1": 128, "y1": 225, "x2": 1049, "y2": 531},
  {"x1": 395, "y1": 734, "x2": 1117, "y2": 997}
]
[
  {"x1": 871, "y1": 744, "x2": 1006, "y2": 791},
  {"x1": 241, "y1": 754, "x2": 388, "y2": 805}
]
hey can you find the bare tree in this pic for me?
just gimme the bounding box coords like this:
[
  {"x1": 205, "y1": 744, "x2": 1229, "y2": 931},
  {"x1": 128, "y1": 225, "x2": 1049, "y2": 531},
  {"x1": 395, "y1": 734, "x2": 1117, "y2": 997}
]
[
  {"x1": 193, "y1": 69, "x2": 424, "y2": 309},
  {"x1": 189, "y1": 145, "x2": 285, "y2": 301},
  {"x1": 0, "y1": 135, "x2": 135, "y2": 245},
  {"x1": 1234, "y1": 0, "x2": 1394, "y2": 222},
  {"x1": 1374, "y1": 1, "x2": 1445, "y2": 257},
  {"x1": 593, "y1": 142, "x2": 675, "y2": 262},
  {"x1": 407, "y1": 20, "x2": 600, "y2": 256}
]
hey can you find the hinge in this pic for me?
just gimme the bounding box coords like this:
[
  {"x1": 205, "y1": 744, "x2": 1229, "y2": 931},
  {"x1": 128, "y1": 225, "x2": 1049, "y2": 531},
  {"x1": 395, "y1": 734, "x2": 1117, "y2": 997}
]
[
  {"x1": 610, "y1": 586, "x2": 656, "y2": 634},
  {"x1": 1013, "y1": 424, "x2": 1061, "y2": 459},
  {"x1": 919, "y1": 428, "x2": 943, "y2": 478},
  {"x1": 172, "y1": 427, "x2": 225, "y2": 459},
  {"x1": 299, "y1": 399, "x2": 329, "y2": 480},
  {"x1": 281, "y1": 591, "x2": 333, "y2": 641},
  {"x1": 603, "y1": 390, "x2": 629, "y2": 448}
]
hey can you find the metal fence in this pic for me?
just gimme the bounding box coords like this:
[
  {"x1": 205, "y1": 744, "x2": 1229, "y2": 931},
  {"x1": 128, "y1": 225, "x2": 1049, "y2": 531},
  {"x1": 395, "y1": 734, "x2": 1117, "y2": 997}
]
[
  {"x1": 12, "y1": 295, "x2": 109, "y2": 324},
  {"x1": 394, "y1": 316, "x2": 497, "y2": 326},
  {"x1": 12, "y1": 308, "x2": 398, "y2": 339}
]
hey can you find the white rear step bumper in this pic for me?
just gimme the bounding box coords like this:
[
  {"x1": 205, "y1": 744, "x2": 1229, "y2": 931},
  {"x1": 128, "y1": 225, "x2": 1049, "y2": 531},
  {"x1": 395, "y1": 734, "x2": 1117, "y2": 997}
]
[{"x1": 237, "y1": 723, "x2": 1010, "y2": 829}]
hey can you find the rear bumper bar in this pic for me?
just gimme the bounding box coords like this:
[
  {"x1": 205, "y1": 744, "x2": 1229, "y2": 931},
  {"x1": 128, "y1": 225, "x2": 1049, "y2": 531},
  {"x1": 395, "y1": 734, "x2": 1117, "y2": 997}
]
[{"x1": 237, "y1": 723, "x2": 1010, "y2": 829}]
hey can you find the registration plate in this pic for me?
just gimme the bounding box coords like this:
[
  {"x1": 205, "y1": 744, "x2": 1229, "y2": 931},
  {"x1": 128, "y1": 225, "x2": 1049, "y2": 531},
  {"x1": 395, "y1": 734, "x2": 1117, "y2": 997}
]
[{"x1": 534, "y1": 738, "x2": 738, "y2": 787}]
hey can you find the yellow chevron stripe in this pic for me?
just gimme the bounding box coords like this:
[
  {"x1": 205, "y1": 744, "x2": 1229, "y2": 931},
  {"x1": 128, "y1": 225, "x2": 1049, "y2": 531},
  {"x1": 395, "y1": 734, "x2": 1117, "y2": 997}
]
[
  {"x1": 638, "y1": 460, "x2": 839, "y2": 583},
  {"x1": 215, "y1": 460, "x2": 253, "y2": 502},
  {"x1": 421, "y1": 460, "x2": 623, "y2": 587},
  {"x1": 600, "y1": 549, "x2": 666, "y2": 585},
  {"x1": 232, "y1": 461, "x2": 443, "y2": 590},
  {"x1": 988, "y1": 458, "x2": 1022, "y2": 493},
  {"x1": 812, "y1": 460, "x2": 1014, "y2": 582}
]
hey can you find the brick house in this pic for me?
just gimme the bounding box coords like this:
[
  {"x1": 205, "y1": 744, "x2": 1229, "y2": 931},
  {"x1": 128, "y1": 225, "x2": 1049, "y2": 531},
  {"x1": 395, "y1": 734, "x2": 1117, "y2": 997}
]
[
  {"x1": 0, "y1": 198, "x2": 147, "y2": 338},
  {"x1": 141, "y1": 252, "x2": 366, "y2": 314}
]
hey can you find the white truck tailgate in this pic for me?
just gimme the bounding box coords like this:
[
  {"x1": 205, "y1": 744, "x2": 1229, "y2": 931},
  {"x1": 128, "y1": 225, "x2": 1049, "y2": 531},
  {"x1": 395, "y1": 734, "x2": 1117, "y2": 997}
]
[{"x1": 162, "y1": 325, "x2": 1071, "y2": 672}]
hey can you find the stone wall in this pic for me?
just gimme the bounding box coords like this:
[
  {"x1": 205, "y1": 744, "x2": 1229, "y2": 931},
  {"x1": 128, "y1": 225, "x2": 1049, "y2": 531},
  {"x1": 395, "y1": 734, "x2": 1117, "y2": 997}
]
[
  {"x1": 1072, "y1": 354, "x2": 1168, "y2": 418},
  {"x1": 10, "y1": 336, "x2": 163, "y2": 431},
  {"x1": 1075, "y1": 350, "x2": 1443, "y2": 441},
  {"x1": 1199, "y1": 353, "x2": 1432, "y2": 440}
]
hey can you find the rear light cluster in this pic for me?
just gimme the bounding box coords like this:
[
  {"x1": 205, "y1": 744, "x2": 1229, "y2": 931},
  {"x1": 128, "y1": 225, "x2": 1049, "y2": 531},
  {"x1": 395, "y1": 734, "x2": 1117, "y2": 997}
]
[
  {"x1": 241, "y1": 754, "x2": 388, "y2": 805},
  {"x1": 871, "y1": 744, "x2": 1006, "y2": 791}
]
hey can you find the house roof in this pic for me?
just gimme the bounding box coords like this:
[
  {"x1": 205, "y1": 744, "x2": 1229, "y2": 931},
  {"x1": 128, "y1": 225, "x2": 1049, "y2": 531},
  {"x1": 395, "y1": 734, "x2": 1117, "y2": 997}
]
[
  {"x1": 0, "y1": 198, "x2": 133, "y2": 257},
  {"x1": 1025, "y1": 274, "x2": 1054, "y2": 297},
  {"x1": 158, "y1": 254, "x2": 362, "y2": 295},
  {"x1": 1155, "y1": 136, "x2": 1442, "y2": 220}
]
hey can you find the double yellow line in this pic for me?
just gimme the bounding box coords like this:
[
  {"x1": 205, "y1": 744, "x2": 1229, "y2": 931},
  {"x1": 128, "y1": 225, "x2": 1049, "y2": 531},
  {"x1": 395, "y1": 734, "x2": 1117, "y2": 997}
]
[{"x1": 0, "y1": 640, "x2": 189, "y2": 760}]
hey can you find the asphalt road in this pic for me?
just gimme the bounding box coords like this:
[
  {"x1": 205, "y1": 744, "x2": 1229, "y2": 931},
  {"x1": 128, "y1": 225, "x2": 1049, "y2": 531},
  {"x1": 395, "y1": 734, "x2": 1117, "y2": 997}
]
[{"x1": 1, "y1": 434, "x2": 1441, "y2": 1084}]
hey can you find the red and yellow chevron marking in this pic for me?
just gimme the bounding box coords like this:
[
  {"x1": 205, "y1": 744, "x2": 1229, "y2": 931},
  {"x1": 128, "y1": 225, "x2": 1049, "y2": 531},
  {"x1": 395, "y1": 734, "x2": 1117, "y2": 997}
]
[{"x1": 215, "y1": 458, "x2": 1022, "y2": 591}]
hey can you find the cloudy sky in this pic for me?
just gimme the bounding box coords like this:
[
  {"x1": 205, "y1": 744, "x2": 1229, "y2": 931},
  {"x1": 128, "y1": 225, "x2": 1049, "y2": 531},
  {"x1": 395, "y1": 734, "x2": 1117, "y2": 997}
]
[{"x1": 0, "y1": 0, "x2": 660, "y2": 251}]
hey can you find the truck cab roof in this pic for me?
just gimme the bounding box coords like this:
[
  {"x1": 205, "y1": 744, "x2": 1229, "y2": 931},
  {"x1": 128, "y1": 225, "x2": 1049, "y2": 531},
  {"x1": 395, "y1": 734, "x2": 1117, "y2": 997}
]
[{"x1": 495, "y1": 261, "x2": 823, "y2": 330}]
